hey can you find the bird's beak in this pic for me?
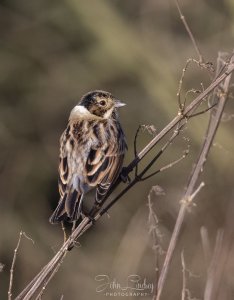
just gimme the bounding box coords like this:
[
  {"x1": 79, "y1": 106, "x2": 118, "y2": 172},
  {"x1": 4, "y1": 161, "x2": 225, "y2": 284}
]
[{"x1": 115, "y1": 100, "x2": 126, "y2": 108}]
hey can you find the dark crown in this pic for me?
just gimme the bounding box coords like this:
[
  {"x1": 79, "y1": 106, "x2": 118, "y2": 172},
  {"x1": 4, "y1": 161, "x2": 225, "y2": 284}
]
[{"x1": 79, "y1": 90, "x2": 115, "y2": 118}]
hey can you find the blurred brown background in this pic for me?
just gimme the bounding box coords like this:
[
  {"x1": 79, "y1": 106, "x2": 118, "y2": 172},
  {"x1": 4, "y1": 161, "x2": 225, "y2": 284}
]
[{"x1": 0, "y1": 0, "x2": 234, "y2": 299}]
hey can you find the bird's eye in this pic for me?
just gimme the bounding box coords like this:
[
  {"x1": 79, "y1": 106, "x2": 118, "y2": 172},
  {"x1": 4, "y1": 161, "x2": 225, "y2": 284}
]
[{"x1": 99, "y1": 100, "x2": 106, "y2": 106}]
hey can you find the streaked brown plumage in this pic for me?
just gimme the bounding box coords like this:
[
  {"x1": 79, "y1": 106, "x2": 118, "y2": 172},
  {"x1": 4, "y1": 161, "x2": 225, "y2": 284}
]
[{"x1": 50, "y1": 90, "x2": 127, "y2": 224}]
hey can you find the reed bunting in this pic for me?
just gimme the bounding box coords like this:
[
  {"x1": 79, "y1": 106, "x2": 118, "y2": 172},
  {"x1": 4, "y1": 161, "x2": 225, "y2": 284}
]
[{"x1": 50, "y1": 90, "x2": 127, "y2": 224}]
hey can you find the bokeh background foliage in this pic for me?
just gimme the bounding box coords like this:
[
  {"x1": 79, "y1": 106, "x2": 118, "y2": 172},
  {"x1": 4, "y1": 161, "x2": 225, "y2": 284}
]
[{"x1": 0, "y1": 0, "x2": 234, "y2": 299}]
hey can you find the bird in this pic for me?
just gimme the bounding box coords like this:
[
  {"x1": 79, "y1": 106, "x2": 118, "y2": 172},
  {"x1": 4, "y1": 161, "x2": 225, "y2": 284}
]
[{"x1": 49, "y1": 90, "x2": 127, "y2": 225}]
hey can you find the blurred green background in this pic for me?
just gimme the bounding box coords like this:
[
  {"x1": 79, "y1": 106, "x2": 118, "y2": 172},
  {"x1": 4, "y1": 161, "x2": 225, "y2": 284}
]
[{"x1": 0, "y1": 0, "x2": 234, "y2": 299}]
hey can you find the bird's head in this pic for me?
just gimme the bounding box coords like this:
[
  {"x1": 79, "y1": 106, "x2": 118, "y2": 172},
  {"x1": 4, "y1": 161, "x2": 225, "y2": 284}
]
[{"x1": 70, "y1": 90, "x2": 126, "y2": 120}]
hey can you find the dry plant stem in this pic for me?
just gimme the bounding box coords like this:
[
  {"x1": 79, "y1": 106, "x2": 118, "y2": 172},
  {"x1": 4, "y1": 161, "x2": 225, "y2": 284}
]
[
  {"x1": 181, "y1": 251, "x2": 199, "y2": 300},
  {"x1": 200, "y1": 226, "x2": 212, "y2": 270},
  {"x1": 142, "y1": 150, "x2": 188, "y2": 181},
  {"x1": 176, "y1": 60, "x2": 204, "y2": 111},
  {"x1": 137, "y1": 123, "x2": 185, "y2": 180},
  {"x1": 177, "y1": 59, "x2": 192, "y2": 110},
  {"x1": 155, "y1": 64, "x2": 233, "y2": 300},
  {"x1": 148, "y1": 190, "x2": 164, "y2": 299},
  {"x1": 204, "y1": 199, "x2": 234, "y2": 300},
  {"x1": 35, "y1": 253, "x2": 67, "y2": 300},
  {"x1": 175, "y1": 0, "x2": 203, "y2": 63},
  {"x1": 134, "y1": 125, "x2": 141, "y2": 177},
  {"x1": 188, "y1": 102, "x2": 217, "y2": 119},
  {"x1": 8, "y1": 231, "x2": 23, "y2": 300},
  {"x1": 15, "y1": 64, "x2": 234, "y2": 300},
  {"x1": 9, "y1": 232, "x2": 34, "y2": 300},
  {"x1": 181, "y1": 251, "x2": 187, "y2": 300},
  {"x1": 204, "y1": 229, "x2": 224, "y2": 300},
  {"x1": 214, "y1": 52, "x2": 234, "y2": 82}
]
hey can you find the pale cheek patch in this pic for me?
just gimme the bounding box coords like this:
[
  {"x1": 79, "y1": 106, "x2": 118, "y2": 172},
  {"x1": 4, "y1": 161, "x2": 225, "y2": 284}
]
[{"x1": 70, "y1": 105, "x2": 93, "y2": 118}]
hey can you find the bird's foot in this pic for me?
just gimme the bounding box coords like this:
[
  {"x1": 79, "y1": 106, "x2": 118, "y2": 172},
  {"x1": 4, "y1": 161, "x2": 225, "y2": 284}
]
[
  {"x1": 120, "y1": 167, "x2": 131, "y2": 183},
  {"x1": 88, "y1": 215, "x2": 96, "y2": 225}
]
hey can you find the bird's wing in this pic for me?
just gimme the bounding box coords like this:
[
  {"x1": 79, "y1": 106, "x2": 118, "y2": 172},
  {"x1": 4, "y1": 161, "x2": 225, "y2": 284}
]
[
  {"x1": 58, "y1": 132, "x2": 70, "y2": 198},
  {"x1": 86, "y1": 125, "x2": 127, "y2": 202}
]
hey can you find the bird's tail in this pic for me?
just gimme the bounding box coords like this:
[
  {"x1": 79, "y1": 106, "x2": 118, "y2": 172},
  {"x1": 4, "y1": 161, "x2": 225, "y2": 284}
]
[{"x1": 49, "y1": 190, "x2": 84, "y2": 224}]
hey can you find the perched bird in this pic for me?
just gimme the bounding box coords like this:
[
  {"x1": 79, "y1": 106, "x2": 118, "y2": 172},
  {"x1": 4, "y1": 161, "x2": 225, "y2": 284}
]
[{"x1": 50, "y1": 90, "x2": 127, "y2": 224}]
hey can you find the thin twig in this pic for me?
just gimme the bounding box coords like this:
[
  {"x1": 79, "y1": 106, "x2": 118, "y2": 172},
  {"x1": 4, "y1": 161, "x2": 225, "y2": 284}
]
[
  {"x1": 8, "y1": 232, "x2": 23, "y2": 300},
  {"x1": 175, "y1": 0, "x2": 203, "y2": 63},
  {"x1": 177, "y1": 59, "x2": 191, "y2": 111},
  {"x1": 181, "y1": 252, "x2": 199, "y2": 300},
  {"x1": 200, "y1": 226, "x2": 211, "y2": 270},
  {"x1": 142, "y1": 146, "x2": 189, "y2": 181},
  {"x1": 184, "y1": 89, "x2": 201, "y2": 109},
  {"x1": 139, "y1": 123, "x2": 186, "y2": 180},
  {"x1": 134, "y1": 125, "x2": 141, "y2": 177},
  {"x1": 35, "y1": 252, "x2": 67, "y2": 300},
  {"x1": 181, "y1": 251, "x2": 187, "y2": 300},
  {"x1": 188, "y1": 102, "x2": 217, "y2": 119},
  {"x1": 189, "y1": 181, "x2": 205, "y2": 202},
  {"x1": 148, "y1": 188, "x2": 165, "y2": 299},
  {"x1": 134, "y1": 124, "x2": 157, "y2": 178},
  {"x1": 9, "y1": 232, "x2": 34, "y2": 300},
  {"x1": 204, "y1": 229, "x2": 224, "y2": 300},
  {"x1": 213, "y1": 52, "x2": 234, "y2": 82}
]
